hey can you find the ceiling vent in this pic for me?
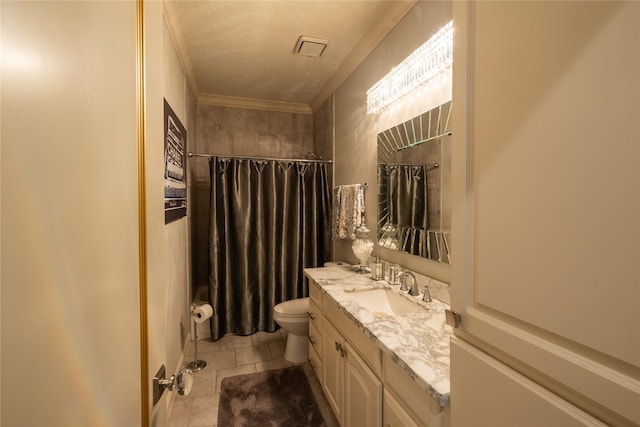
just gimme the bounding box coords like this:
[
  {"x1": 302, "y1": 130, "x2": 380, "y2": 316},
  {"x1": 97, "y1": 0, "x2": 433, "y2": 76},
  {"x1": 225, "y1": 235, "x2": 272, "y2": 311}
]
[{"x1": 294, "y1": 36, "x2": 328, "y2": 58}]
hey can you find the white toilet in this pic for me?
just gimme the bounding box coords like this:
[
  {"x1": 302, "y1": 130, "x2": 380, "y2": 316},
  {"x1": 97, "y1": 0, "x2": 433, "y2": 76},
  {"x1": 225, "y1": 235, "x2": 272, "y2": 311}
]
[{"x1": 273, "y1": 297, "x2": 310, "y2": 363}]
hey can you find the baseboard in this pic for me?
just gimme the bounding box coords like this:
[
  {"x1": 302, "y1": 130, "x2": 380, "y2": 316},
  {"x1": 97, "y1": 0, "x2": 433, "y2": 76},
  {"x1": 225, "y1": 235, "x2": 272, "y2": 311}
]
[{"x1": 166, "y1": 334, "x2": 192, "y2": 416}]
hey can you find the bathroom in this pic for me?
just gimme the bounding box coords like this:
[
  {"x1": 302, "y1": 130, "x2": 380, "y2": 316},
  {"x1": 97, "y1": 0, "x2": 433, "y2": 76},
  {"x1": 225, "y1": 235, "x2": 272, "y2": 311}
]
[
  {"x1": 2, "y1": 1, "x2": 638, "y2": 426},
  {"x1": 178, "y1": 2, "x2": 453, "y2": 424}
]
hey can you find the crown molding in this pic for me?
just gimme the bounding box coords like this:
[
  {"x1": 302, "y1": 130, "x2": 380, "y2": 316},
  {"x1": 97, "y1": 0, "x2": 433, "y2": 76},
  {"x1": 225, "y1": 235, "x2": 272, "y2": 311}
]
[
  {"x1": 163, "y1": 0, "x2": 200, "y2": 98},
  {"x1": 198, "y1": 93, "x2": 312, "y2": 114}
]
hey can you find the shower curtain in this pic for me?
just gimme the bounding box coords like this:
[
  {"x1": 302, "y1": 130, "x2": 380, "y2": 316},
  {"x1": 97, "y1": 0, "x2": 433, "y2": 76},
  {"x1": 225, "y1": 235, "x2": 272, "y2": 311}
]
[{"x1": 208, "y1": 157, "x2": 331, "y2": 340}]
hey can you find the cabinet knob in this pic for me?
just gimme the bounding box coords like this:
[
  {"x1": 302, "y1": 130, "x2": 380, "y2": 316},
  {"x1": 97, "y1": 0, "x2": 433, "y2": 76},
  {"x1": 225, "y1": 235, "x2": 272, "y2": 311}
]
[{"x1": 307, "y1": 311, "x2": 316, "y2": 320}]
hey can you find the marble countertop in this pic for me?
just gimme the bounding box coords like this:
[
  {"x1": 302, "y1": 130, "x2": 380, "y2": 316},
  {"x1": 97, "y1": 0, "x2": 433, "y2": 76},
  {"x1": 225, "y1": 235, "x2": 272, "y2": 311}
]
[{"x1": 304, "y1": 266, "x2": 452, "y2": 407}]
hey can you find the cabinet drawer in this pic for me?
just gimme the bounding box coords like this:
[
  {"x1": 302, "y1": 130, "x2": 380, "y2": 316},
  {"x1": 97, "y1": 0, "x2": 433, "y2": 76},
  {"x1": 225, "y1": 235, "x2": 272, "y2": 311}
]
[
  {"x1": 309, "y1": 343, "x2": 322, "y2": 379},
  {"x1": 383, "y1": 389, "x2": 420, "y2": 427},
  {"x1": 383, "y1": 353, "x2": 442, "y2": 427},
  {"x1": 309, "y1": 321, "x2": 322, "y2": 356},
  {"x1": 309, "y1": 279, "x2": 322, "y2": 308},
  {"x1": 324, "y1": 298, "x2": 382, "y2": 377},
  {"x1": 308, "y1": 300, "x2": 322, "y2": 333}
]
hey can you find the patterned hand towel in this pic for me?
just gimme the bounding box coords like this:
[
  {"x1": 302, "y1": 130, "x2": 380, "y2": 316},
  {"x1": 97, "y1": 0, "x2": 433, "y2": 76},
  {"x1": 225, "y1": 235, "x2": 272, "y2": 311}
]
[{"x1": 332, "y1": 184, "x2": 364, "y2": 240}]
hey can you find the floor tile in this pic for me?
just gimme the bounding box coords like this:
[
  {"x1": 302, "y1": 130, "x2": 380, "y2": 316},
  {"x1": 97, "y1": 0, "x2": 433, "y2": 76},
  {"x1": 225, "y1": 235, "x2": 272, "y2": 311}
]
[
  {"x1": 255, "y1": 358, "x2": 294, "y2": 372},
  {"x1": 267, "y1": 341, "x2": 285, "y2": 359},
  {"x1": 195, "y1": 349, "x2": 236, "y2": 371},
  {"x1": 167, "y1": 398, "x2": 192, "y2": 427},
  {"x1": 182, "y1": 368, "x2": 217, "y2": 399},
  {"x1": 235, "y1": 344, "x2": 271, "y2": 366},
  {"x1": 250, "y1": 330, "x2": 283, "y2": 346},
  {"x1": 194, "y1": 335, "x2": 252, "y2": 354},
  {"x1": 188, "y1": 394, "x2": 220, "y2": 427},
  {"x1": 215, "y1": 364, "x2": 257, "y2": 393}
]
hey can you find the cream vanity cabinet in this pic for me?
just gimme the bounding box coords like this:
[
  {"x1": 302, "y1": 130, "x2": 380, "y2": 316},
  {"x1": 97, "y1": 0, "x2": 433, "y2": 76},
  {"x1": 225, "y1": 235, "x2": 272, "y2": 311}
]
[
  {"x1": 307, "y1": 280, "x2": 323, "y2": 378},
  {"x1": 310, "y1": 279, "x2": 383, "y2": 426},
  {"x1": 308, "y1": 278, "x2": 445, "y2": 427},
  {"x1": 322, "y1": 321, "x2": 383, "y2": 427},
  {"x1": 383, "y1": 353, "x2": 445, "y2": 427}
]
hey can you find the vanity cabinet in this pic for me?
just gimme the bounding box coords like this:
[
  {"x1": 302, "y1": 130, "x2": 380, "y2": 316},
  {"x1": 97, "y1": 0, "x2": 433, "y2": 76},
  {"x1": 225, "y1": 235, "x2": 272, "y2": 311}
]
[
  {"x1": 322, "y1": 315, "x2": 382, "y2": 427},
  {"x1": 383, "y1": 390, "x2": 420, "y2": 427},
  {"x1": 308, "y1": 276, "x2": 446, "y2": 427},
  {"x1": 321, "y1": 319, "x2": 345, "y2": 422},
  {"x1": 311, "y1": 278, "x2": 383, "y2": 427},
  {"x1": 344, "y1": 342, "x2": 383, "y2": 427},
  {"x1": 308, "y1": 282, "x2": 323, "y2": 378},
  {"x1": 383, "y1": 353, "x2": 444, "y2": 427}
]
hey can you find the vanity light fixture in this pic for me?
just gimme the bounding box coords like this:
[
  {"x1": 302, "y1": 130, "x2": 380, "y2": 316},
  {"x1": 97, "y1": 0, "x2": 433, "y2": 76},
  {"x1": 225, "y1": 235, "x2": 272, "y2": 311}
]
[{"x1": 366, "y1": 20, "x2": 453, "y2": 114}]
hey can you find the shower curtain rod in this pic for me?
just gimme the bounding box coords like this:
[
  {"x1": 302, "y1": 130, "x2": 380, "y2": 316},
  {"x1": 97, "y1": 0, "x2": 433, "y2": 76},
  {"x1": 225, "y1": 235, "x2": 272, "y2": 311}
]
[
  {"x1": 188, "y1": 152, "x2": 333, "y2": 164},
  {"x1": 382, "y1": 162, "x2": 439, "y2": 168}
]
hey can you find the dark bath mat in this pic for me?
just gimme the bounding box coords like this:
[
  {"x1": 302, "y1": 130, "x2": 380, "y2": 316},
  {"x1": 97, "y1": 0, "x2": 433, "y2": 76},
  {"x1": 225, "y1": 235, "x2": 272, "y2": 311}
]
[{"x1": 217, "y1": 366, "x2": 326, "y2": 427}]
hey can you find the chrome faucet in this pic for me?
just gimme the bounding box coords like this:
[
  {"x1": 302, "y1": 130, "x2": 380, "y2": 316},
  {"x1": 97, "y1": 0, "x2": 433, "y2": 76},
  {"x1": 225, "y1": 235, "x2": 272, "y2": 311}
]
[{"x1": 398, "y1": 271, "x2": 420, "y2": 297}]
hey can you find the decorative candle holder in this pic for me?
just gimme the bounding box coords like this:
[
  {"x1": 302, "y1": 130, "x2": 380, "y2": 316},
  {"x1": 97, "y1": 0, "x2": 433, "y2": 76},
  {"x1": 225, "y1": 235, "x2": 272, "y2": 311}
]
[{"x1": 352, "y1": 221, "x2": 374, "y2": 274}]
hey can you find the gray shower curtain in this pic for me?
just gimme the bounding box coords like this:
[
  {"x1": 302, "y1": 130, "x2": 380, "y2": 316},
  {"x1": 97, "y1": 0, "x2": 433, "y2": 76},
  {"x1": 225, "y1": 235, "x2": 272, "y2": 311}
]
[{"x1": 208, "y1": 157, "x2": 331, "y2": 340}]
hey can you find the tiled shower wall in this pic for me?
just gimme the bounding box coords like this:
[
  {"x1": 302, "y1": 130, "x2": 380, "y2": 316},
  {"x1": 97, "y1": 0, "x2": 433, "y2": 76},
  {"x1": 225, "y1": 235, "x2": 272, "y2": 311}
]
[
  {"x1": 312, "y1": 94, "x2": 334, "y2": 161},
  {"x1": 189, "y1": 104, "x2": 315, "y2": 289}
]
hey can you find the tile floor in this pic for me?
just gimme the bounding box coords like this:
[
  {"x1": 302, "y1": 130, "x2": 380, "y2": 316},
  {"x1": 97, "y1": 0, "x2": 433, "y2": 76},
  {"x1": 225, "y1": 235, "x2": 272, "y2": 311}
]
[{"x1": 168, "y1": 329, "x2": 338, "y2": 427}]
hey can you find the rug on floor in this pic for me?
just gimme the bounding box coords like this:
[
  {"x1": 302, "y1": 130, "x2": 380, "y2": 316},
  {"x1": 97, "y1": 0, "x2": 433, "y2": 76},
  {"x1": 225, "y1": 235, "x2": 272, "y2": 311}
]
[{"x1": 217, "y1": 366, "x2": 326, "y2": 427}]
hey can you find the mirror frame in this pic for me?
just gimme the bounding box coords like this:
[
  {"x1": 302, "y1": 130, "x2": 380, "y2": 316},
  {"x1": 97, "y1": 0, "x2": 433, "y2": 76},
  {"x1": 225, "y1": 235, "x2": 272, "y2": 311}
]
[{"x1": 376, "y1": 101, "x2": 452, "y2": 263}]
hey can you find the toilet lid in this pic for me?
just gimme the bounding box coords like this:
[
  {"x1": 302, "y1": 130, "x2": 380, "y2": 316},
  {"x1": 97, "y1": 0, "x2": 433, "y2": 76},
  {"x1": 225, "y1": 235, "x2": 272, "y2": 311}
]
[{"x1": 274, "y1": 297, "x2": 309, "y2": 315}]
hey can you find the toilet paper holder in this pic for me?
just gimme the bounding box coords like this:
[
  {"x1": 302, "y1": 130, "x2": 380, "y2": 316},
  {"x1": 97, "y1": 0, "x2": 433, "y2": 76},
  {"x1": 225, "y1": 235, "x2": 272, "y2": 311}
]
[
  {"x1": 152, "y1": 365, "x2": 193, "y2": 406},
  {"x1": 186, "y1": 303, "x2": 209, "y2": 372}
]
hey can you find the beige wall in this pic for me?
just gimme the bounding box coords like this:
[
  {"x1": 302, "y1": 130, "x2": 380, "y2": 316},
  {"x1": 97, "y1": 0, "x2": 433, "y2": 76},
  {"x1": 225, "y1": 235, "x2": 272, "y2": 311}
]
[
  {"x1": 148, "y1": 6, "x2": 197, "y2": 425},
  {"x1": 332, "y1": 1, "x2": 452, "y2": 282},
  {"x1": 1, "y1": 2, "x2": 195, "y2": 425},
  {"x1": 161, "y1": 2, "x2": 193, "y2": 381},
  {"x1": 1, "y1": 1, "x2": 141, "y2": 425}
]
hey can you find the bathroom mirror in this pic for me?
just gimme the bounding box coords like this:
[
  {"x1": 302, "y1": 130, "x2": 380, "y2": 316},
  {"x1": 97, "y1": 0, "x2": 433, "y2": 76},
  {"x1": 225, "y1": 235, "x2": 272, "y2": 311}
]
[{"x1": 377, "y1": 101, "x2": 452, "y2": 263}]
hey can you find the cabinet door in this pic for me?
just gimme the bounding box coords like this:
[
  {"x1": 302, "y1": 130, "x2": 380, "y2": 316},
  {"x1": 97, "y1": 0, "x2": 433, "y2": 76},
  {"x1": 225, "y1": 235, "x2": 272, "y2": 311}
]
[
  {"x1": 383, "y1": 390, "x2": 420, "y2": 427},
  {"x1": 451, "y1": 1, "x2": 640, "y2": 424},
  {"x1": 344, "y1": 342, "x2": 382, "y2": 427},
  {"x1": 322, "y1": 319, "x2": 345, "y2": 423},
  {"x1": 451, "y1": 338, "x2": 606, "y2": 427}
]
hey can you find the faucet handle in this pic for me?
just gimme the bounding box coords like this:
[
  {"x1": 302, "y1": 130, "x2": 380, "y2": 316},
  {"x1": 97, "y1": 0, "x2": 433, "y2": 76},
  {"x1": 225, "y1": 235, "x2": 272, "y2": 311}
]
[
  {"x1": 399, "y1": 274, "x2": 410, "y2": 292},
  {"x1": 422, "y1": 285, "x2": 433, "y2": 302},
  {"x1": 389, "y1": 265, "x2": 401, "y2": 285}
]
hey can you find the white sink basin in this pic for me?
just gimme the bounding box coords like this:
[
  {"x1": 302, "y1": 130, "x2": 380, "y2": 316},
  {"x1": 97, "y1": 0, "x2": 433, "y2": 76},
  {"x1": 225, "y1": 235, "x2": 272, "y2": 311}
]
[{"x1": 346, "y1": 288, "x2": 423, "y2": 316}]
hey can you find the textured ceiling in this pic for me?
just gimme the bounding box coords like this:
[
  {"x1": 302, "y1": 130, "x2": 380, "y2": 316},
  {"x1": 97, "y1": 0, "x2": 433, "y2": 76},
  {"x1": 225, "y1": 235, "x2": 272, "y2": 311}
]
[{"x1": 167, "y1": 1, "x2": 416, "y2": 111}]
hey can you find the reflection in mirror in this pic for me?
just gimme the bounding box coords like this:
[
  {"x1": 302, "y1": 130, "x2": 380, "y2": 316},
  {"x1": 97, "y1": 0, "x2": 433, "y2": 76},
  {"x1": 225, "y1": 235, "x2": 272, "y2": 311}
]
[{"x1": 377, "y1": 101, "x2": 452, "y2": 263}]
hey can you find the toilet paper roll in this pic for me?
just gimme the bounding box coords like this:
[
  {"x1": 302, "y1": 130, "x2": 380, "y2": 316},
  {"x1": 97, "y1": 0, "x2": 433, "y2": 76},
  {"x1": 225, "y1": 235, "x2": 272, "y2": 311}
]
[
  {"x1": 193, "y1": 304, "x2": 213, "y2": 323},
  {"x1": 324, "y1": 261, "x2": 351, "y2": 267}
]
